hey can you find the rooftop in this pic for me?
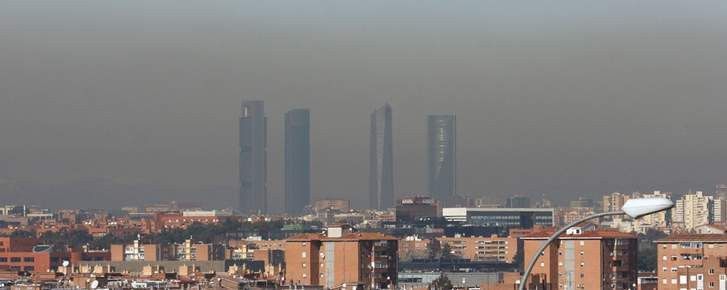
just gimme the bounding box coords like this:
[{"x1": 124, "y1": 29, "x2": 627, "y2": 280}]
[
  {"x1": 656, "y1": 234, "x2": 727, "y2": 243},
  {"x1": 521, "y1": 228, "x2": 636, "y2": 240},
  {"x1": 287, "y1": 232, "x2": 398, "y2": 242}
]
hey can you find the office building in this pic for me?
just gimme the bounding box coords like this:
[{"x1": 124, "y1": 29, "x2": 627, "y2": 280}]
[
  {"x1": 0, "y1": 237, "x2": 76, "y2": 273},
  {"x1": 284, "y1": 226, "x2": 398, "y2": 289},
  {"x1": 521, "y1": 228, "x2": 638, "y2": 290},
  {"x1": 395, "y1": 196, "x2": 439, "y2": 223},
  {"x1": 369, "y1": 103, "x2": 394, "y2": 210},
  {"x1": 284, "y1": 109, "x2": 311, "y2": 214},
  {"x1": 442, "y1": 208, "x2": 554, "y2": 228},
  {"x1": 427, "y1": 115, "x2": 457, "y2": 201},
  {"x1": 239, "y1": 100, "x2": 267, "y2": 213},
  {"x1": 655, "y1": 234, "x2": 727, "y2": 290}
]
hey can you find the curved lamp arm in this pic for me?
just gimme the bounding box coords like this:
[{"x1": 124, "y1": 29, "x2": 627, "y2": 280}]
[{"x1": 517, "y1": 211, "x2": 625, "y2": 290}]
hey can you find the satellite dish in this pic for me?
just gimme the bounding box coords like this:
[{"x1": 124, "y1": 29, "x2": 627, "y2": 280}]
[
  {"x1": 90, "y1": 280, "x2": 99, "y2": 289},
  {"x1": 62, "y1": 260, "x2": 70, "y2": 267}
]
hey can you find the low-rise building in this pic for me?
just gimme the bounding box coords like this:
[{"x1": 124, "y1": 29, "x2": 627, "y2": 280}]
[
  {"x1": 442, "y1": 208, "x2": 554, "y2": 229},
  {"x1": 436, "y1": 234, "x2": 517, "y2": 263}
]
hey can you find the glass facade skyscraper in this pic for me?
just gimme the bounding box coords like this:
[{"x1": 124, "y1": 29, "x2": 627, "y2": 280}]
[
  {"x1": 428, "y1": 115, "x2": 456, "y2": 201},
  {"x1": 239, "y1": 100, "x2": 267, "y2": 213},
  {"x1": 369, "y1": 103, "x2": 394, "y2": 210},
  {"x1": 285, "y1": 108, "x2": 311, "y2": 214}
]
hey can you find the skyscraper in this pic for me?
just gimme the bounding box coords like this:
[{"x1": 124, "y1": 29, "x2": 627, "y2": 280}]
[
  {"x1": 239, "y1": 100, "x2": 267, "y2": 214},
  {"x1": 427, "y1": 115, "x2": 456, "y2": 201},
  {"x1": 369, "y1": 103, "x2": 394, "y2": 210},
  {"x1": 285, "y1": 108, "x2": 311, "y2": 215}
]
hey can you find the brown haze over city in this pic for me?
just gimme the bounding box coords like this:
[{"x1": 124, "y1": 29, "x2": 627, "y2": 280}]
[{"x1": 1, "y1": 0, "x2": 727, "y2": 210}]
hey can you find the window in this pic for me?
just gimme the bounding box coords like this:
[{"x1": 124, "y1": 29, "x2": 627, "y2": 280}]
[
  {"x1": 0, "y1": 257, "x2": 6, "y2": 262},
  {"x1": 23, "y1": 257, "x2": 33, "y2": 262},
  {"x1": 23, "y1": 266, "x2": 34, "y2": 271},
  {"x1": 10, "y1": 257, "x2": 20, "y2": 262}
]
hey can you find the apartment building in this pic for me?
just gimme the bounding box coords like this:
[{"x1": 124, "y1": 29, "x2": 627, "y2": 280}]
[
  {"x1": 284, "y1": 226, "x2": 398, "y2": 289},
  {"x1": 436, "y1": 234, "x2": 517, "y2": 263},
  {"x1": 521, "y1": 228, "x2": 638, "y2": 290},
  {"x1": 655, "y1": 234, "x2": 727, "y2": 290},
  {"x1": 110, "y1": 239, "x2": 213, "y2": 262},
  {"x1": 672, "y1": 191, "x2": 713, "y2": 231}
]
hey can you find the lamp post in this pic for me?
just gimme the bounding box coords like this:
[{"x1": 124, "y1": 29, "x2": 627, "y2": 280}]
[{"x1": 517, "y1": 197, "x2": 673, "y2": 290}]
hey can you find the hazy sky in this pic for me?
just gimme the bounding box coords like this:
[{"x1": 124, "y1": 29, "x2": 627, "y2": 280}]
[{"x1": 2, "y1": 0, "x2": 727, "y2": 210}]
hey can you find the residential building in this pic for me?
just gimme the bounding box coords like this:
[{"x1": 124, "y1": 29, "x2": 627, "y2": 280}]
[
  {"x1": 239, "y1": 100, "x2": 268, "y2": 214},
  {"x1": 569, "y1": 197, "x2": 595, "y2": 208},
  {"x1": 110, "y1": 239, "x2": 213, "y2": 262},
  {"x1": 672, "y1": 191, "x2": 713, "y2": 231},
  {"x1": 655, "y1": 234, "x2": 727, "y2": 290},
  {"x1": 436, "y1": 234, "x2": 517, "y2": 263},
  {"x1": 284, "y1": 226, "x2": 398, "y2": 289},
  {"x1": 521, "y1": 228, "x2": 638, "y2": 290},
  {"x1": 427, "y1": 115, "x2": 456, "y2": 203},
  {"x1": 285, "y1": 108, "x2": 311, "y2": 215},
  {"x1": 369, "y1": 103, "x2": 394, "y2": 210},
  {"x1": 603, "y1": 192, "x2": 630, "y2": 215}
]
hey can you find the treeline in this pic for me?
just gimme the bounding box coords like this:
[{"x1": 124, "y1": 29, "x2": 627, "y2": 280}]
[{"x1": 3, "y1": 219, "x2": 322, "y2": 249}]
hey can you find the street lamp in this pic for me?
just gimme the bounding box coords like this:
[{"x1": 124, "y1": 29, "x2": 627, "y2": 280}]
[{"x1": 517, "y1": 197, "x2": 673, "y2": 290}]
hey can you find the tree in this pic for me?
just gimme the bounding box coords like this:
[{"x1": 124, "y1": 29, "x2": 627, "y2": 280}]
[
  {"x1": 636, "y1": 229, "x2": 667, "y2": 272},
  {"x1": 440, "y1": 243, "x2": 455, "y2": 259},
  {"x1": 427, "y1": 239, "x2": 441, "y2": 260},
  {"x1": 430, "y1": 274, "x2": 453, "y2": 290}
]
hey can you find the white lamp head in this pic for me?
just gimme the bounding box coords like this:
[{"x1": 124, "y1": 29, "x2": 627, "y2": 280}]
[{"x1": 621, "y1": 197, "x2": 673, "y2": 219}]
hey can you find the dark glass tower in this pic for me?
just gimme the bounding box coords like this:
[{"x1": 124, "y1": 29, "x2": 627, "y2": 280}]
[
  {"x1": 284, "y1": 108, "x2": 311, "y2": 215},
  {"x1": 369, "y1": 103, "x2": 394, "y2": 210},
  {"x1": 239, "y1": 100, "x2": 267, "y2": 214},
  {"x1": 427, "y1": 115, "x2": 456, "y2": 201}
]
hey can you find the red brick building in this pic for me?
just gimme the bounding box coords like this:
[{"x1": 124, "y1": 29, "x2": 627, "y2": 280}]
[
  {"x1": 285, "y1": 226, "x2": 398, "y2": 289},
  {"x1": 521, "y1": 228, "x2": 638, "y2": 290},
  {"x1": 655, "y1": 234, "x2": 727, "y2": 290},
  {"x1": 0, "y1": 237, "x2": 76, "y2": 273}
]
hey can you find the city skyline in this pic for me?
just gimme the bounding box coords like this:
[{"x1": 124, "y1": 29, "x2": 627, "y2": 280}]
[{"x1": 2, "y1": 1, "x2": 727, "y2": 210}]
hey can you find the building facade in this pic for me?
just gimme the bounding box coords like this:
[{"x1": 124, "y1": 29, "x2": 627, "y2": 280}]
[
  {"x1": 521, "y1": 228, "x2": 638, "y2": 290},
  {"x1": 436, "y1": 235, "x2": 518, "y2": 263},
  {"x1": 672, "y1": 191, "x2": 713, "y2": 231},
  {"x1": 285, "y1": 227, "x2": 398, "y2": 289},
  {"x1": 427, "y1": 115, "x2": 456, "y2": 202},
  {"x1": 284, "y1": 108, "x2": 311, "y2": 215},
  {"x1": 442, "y1": 208, "x2": 554, "y2": 229},
  {"x1": 655, "y1": 234, "x2": 727, "y2": 290},
  {"x1": 239, "y1": 100, "x2": 268, "y2": 214},
  {"x1": 369, "y1": 103, "x2": 394, "y2": 210}
]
